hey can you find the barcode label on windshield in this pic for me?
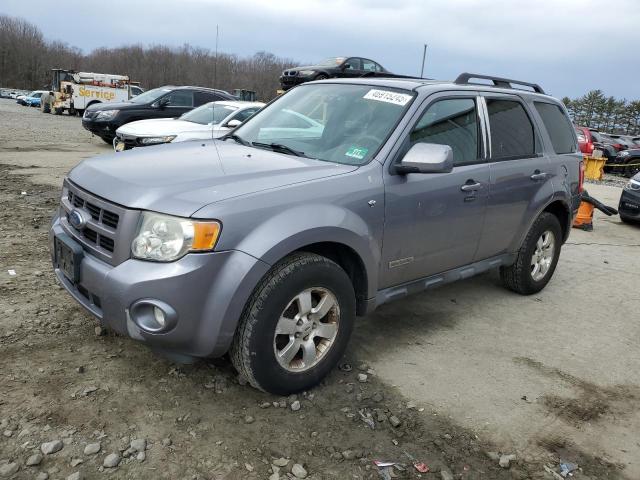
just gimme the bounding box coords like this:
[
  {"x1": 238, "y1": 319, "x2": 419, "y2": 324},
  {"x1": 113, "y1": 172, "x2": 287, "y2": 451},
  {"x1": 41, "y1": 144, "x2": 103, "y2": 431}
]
[{"x1": 363, "y1": 89, "x2": 412, "y2": 106}]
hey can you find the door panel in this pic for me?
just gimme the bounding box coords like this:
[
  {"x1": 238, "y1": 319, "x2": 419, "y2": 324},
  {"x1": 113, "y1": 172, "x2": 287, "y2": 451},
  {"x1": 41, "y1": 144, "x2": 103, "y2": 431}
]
[
  {"x1": 381, "y1": 93, "x2": 488, "y2": 288},
  {"x1": 382, "y1": 165, "x2": 489, "y2": 288},
  {"x1": 474, "y1": 95, "x2": 553, "y2": 259}
]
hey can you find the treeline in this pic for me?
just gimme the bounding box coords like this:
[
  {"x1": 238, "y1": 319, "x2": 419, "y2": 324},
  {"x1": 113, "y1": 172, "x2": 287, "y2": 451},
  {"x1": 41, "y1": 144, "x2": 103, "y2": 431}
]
[
  {"x1": 0, "y1": 14, "x2": 298, "y2": 100},
  {"x1": 562, "y1": 91, "x2": 640, "y2": 135}
]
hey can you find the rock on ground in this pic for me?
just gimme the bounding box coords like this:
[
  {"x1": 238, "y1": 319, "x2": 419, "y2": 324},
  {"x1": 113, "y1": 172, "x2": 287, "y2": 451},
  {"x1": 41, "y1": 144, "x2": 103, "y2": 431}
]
[
  {"x1": 0, "y1": 462, "x2": 19, "y2": 477},
  {"x1": 26, "y1": 453, "x2": 43, "y2": 466},
  {"x1": 291, "y1": 463, "x2": 307, "y2": 478},
  {"x1": 41, "y1": 439, "x2": 63, "y2": 454},
  {"x1": 103, "y1": 453, "x2": 121, "y2": 468},
  {"x1": 84, "y1": 442, "x2": 100, "y2": 455}
]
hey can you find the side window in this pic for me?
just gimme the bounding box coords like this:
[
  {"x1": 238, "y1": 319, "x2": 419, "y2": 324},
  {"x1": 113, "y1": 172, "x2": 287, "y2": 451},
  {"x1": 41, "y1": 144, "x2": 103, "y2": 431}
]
[
  {"x1": 362, "y1": 59, "x2": 377, "y2": 72},
  {"x1": 166, "y1": 90, "x2": 193, "y2": 107},
  {"x1": 194, "y1": 91, "x2": 216, "y2": 106},
  {"x1": 233, "y1": 108, "x2": 259, "y2": 123},
  {"x1": 534, "y1": 102, "x2": 577, "y2": 154},
  {"x1": 344, "y1": 58, "x2": 361, "y2": 70},
  {"x1": 486, "y1": 99, "x2": 535, "y2": 159},
  {"x1": 410, "y1": 98, "x2": 479, "y2": 166}
]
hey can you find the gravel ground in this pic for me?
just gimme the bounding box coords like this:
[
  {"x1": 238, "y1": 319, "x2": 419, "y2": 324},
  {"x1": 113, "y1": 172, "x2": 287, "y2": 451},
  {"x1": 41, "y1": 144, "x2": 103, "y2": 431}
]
[{"x1": 0, "y1": 99, "x2": 634, "y2": 480}]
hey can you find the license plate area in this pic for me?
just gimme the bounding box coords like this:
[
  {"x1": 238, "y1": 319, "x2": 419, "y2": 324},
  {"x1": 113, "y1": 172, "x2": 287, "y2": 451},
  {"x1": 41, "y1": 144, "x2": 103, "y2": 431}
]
[{"x1": 54, "y1": 233, "x2": 83, "y2": 283}]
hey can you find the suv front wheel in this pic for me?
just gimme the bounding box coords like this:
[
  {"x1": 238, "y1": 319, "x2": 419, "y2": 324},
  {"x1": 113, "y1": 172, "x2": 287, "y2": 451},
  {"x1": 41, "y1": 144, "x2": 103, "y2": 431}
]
[
  {"x1": 230, "y1": 252, "x2": 356, "y2": 394},
  {"x1": 500, "y1": 212, "x2": 562, "y2": 295}
]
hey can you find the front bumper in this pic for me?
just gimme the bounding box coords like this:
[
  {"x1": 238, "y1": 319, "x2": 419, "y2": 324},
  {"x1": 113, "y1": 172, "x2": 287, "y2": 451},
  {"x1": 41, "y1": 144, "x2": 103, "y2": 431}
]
[
  {"x1": 279, "y1": 76, "x2": 309, "y2": 89},
  {"x1": 50, "y1": 214, "x2": 270, "y2": 358},
  {"x1": 82, "y1": 119, "x2": 119, "y2": 138},
  {"x1": 619, "y1": 188, "x2": 640, "y2": 220}
]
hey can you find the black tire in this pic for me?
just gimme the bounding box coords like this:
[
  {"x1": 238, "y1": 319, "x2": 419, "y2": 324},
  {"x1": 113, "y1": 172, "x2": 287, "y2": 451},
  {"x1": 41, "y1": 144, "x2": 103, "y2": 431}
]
[
  {"x1": 76, "y1": 109, "x2": 84, "y2": 117},
  {"x1": 620, "y1": 215, "x2": 637, "y2": 225},
  {"x1": 68, "y1": 107, "x2": 77, "y2": 116},
  {"x1": 230, "y1": 252, "x2": 356, "y2": 395},
  {"x1": 500, "y1": 212, "x2": 562, "y2": 295},
  {"x1": 314, "y1": 73, "x2": 329, "y2": 80}
]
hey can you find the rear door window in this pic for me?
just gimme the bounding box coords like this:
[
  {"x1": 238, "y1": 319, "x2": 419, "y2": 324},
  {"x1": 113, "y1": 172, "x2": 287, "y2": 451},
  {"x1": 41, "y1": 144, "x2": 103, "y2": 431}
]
[
  {"x1": 410, "y1": 98, "x2": 480, "y2": 166},
  {"x1": 535, "y1": 102, "x2": 577, "y2": 154},
  {"x1": 166, "y1": 90, "x2": 193, "y2": 107},
  {"x1": 486, "y1": 99, "x2": 536, "y2": 159}
]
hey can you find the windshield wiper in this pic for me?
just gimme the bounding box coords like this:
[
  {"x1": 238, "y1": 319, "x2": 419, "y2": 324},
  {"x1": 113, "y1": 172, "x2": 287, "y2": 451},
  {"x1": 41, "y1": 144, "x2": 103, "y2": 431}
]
[
  {"x1": 251, "y1": 141, "x2": 306, "y2": 157},
  {"x1": 220, "y1": 133, "x2": 249, "y2": 146}
]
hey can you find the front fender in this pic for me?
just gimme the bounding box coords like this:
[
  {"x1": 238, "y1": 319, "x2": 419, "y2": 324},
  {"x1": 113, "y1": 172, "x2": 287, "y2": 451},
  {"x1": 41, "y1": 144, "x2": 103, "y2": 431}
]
[{"x1": 233, "y1": 203, "x2": 380, "y2": 298}]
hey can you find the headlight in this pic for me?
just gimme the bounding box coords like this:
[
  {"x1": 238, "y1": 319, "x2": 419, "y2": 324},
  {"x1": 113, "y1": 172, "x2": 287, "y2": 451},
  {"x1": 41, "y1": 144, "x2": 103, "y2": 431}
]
[
  {"x1": 131, "y1": 212, "x2": 221, "y2": 262},
  {"x1": 624, "y1": 179, "x2": 640, "y2": 191},
  {"x1": 619, "y1": 150, "x2": 630, "y2": 157},
  {"x1": 94, "y1": 110, "x2": 119, "y2": 121},
  {"x1": 299, "y1": 70, "x2": 316, "y2": 76},
  {"x1": 139, "y1": 135, "x2": 176, "y2": 145}
]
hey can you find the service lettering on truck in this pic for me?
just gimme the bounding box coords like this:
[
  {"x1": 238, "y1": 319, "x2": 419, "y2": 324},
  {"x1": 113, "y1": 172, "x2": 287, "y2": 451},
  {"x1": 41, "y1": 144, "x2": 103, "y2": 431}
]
[{"x1": 78, "y1": 86, "x2": 116, "y2": 101}]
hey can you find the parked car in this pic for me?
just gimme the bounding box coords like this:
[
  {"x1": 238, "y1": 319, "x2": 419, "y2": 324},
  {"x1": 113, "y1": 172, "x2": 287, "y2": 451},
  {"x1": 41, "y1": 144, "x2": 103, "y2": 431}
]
[
  {"x1": 82, "y1": 86, "x2": 236, "y2": 144},
  {"x1": 615, "y1": 148, "x2": 640, "y2": 177},
  {"x1": 16, "y1": 92, "x2": 29, "y2": 105},
  {"x1": 50, "y1": 73, "x2": 582, "y2": 394},
  {"x1": 280, "y1": 56, "x2": 389, "y2": 90},
  {"x1": 619, "y1": 173, "x2": 640, "y2": 224},
  {"x1": 24, "y1": 90, "x2": 47, "y2": 107},
  {"x1": 113, "y1": 101, "x2": 264, "y2": 151},
  {"x1": 574, "y1": 126, "x2": 595, "y2": 155},
  {"x1": 588, "y1": 130, "x2": 618, "y2": 163}
]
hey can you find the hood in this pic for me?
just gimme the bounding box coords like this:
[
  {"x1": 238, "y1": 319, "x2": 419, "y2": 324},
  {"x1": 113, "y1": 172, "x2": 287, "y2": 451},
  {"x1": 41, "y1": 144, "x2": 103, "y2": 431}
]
[
  {"x1": 86, "y1": 101, "x2": 138, "y2": 111},
  {"x1": 117, "y1": 118, "x2": 209, "y2": 136},
  {"x1": 286, "y1": 65, "x2": 324, "y2": 73},
  {"x1": 68, "y1": 140, "x2": 358, "y2": 217}
]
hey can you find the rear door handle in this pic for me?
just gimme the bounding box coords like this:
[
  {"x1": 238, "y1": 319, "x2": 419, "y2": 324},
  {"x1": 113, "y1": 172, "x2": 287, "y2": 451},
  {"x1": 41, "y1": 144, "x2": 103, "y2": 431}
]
[
  {"x1": 530, "y1": 171, "x2": 548, "y2": 181},
  {"x1": 460, "y1": 182, "x2": 482, "y2": 192}
]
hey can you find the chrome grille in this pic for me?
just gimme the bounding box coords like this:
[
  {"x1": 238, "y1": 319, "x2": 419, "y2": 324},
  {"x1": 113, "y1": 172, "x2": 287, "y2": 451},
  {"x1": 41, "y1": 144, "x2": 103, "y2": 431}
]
[{"x1": 60, "y1": 180, "x2": 141, "y2": 267}]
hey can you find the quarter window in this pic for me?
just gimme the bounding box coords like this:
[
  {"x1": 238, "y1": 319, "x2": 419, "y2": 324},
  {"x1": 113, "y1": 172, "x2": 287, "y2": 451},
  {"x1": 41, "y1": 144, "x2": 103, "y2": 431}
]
[
  {"x1": 486, "y1": 99, "x2": 535, "y2": 159},
  {"x1": 534, "y1": 102, "x2": 577, "y2": 154},
  {"x1": 410, "y1": 98, "x2": 479, "y2": 166}
]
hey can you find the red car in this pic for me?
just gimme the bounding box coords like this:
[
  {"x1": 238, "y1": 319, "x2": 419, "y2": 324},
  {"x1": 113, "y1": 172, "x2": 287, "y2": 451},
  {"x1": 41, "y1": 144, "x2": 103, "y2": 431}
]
[{"x1": 574, "y1": 126, "x2": 595, "y2": 155}]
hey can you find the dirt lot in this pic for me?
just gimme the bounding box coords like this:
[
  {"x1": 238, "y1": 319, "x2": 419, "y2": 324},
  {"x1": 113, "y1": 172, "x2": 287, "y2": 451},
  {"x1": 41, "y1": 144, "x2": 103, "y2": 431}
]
[{"x1": 0, "y1": 98, "x2": 638, "y2": 480}]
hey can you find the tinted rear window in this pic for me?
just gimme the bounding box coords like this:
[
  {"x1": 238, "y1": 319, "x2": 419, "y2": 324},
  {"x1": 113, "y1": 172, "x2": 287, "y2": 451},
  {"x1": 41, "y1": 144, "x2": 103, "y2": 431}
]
[
  {"x1": 534, "y1": 102, "x2": 576, "y2": 154},
  {"x1": 486, "y1": 99, "x2": 535, "y2": 159}
]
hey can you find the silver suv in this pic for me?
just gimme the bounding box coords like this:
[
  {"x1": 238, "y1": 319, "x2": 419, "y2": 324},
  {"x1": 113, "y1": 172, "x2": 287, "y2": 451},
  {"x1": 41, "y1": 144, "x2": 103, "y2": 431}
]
[{"x1": 50, "y1": 73, "x2": 583, "y2": 394}]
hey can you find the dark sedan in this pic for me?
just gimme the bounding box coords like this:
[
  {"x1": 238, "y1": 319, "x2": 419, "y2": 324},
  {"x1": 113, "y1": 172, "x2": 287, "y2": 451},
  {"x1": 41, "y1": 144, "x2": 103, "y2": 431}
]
[
  {"x1": 615, "y1": 148, "x2": 640, "y2": 178},
  {"x1": 280, "y1": 56, "x2": 389, "y2": 90},
  {"x1": 619, "y1": 173, "x2": 640, "y2": 224},
  {"x1": 82, "y1": 86, "x2": 236, "y2": 144}
]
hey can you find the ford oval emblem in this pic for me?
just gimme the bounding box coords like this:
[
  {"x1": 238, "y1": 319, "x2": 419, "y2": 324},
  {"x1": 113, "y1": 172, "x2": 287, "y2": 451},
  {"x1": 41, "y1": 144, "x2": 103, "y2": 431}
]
[{"x1": 68, "y1": 209, "x2": 87, "y2": 230}]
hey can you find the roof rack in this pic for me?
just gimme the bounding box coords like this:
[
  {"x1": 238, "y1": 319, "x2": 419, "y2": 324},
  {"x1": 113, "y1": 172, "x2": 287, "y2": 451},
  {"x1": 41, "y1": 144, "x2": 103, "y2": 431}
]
[{"x1": 454, "y1": 72, "x2": 545, "y2": 94}]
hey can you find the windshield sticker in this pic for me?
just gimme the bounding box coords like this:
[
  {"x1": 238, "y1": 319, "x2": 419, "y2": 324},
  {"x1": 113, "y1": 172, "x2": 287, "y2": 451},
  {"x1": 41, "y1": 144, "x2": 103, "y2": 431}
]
[
  {"x1": 345, "y1": 146, "x2": 368, "y2": 160},
  {"x1": 363, "y1": 89, "x2": 412, "y2": 106}
]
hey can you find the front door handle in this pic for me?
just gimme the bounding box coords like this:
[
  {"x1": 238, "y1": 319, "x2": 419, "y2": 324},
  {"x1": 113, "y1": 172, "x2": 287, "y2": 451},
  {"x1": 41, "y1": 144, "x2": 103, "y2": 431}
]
[
  {"x1": 530, "y1": 171, "x2": 548, "y2": 181},
  {"x1": 460, "y1": 181, "x2": 482, "y2": 192}
]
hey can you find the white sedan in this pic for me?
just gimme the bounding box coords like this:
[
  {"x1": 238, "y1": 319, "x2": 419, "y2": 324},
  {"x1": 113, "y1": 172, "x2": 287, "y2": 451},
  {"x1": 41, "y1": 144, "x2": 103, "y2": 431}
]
[{"x1": 113, "y1": 100, "x2": 264, "y2": 152}]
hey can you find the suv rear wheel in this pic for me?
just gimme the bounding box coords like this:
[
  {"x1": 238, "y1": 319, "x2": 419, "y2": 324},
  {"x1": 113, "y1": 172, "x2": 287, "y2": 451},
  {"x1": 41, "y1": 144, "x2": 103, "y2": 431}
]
[
  {"x1": 230, "y1": 252, "x2": 355, "y2": 394},
  {"x1": 500, "y1": 212, "x2": 562, "y2": 295}
]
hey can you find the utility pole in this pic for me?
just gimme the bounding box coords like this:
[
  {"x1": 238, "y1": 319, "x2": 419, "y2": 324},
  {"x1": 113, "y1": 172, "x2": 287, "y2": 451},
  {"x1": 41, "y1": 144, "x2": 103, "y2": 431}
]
[{"x1": 420, "y1": 44, "x2": 427, "y2": 78}]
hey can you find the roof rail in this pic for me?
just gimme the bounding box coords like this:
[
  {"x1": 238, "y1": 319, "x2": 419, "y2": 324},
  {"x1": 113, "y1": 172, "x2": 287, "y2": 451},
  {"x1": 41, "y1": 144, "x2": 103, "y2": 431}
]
[
  {"x1": 454, "y1": 72, "x2": 545, "y2": 94},
  {"x1": 359, "y1": 71, "x2": 430, "y2": 80}
]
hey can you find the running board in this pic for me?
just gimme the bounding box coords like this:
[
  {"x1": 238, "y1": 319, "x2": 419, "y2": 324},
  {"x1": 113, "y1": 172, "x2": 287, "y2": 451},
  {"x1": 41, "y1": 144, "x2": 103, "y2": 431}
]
[{"x1": 375, "y1": 253, "x2": 515, "y2": 307}]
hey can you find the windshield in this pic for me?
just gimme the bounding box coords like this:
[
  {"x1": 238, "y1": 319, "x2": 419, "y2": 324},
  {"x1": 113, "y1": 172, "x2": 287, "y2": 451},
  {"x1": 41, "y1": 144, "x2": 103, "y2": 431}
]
[
  {"x1": 317, "y1": 57, "x2": 346, "y2": 67},
  {"x1": 232, "y1": 84, "x2": 414, "y2": 165},
  {"x1": 129, "y1": 87, "x2": 172, "y2": 104},
  {"x1": 181, "y1": 102, "x2": 237, "y2": 125}
]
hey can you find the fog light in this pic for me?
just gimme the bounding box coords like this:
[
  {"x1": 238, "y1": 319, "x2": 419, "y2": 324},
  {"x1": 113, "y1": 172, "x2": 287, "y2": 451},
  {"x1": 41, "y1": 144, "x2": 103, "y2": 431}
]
[
  {"x1": 129, "y1": 299, "x2": 177, "y2": 333},
  {"x1": 153, "y1": 306, "x2": 166, "y2": 328}
]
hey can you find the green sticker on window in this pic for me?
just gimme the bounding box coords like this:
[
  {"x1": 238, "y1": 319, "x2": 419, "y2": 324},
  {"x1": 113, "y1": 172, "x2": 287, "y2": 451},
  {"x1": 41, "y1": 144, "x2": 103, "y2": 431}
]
[{"x1": 345, "y1": 146, "x2": 368, "y2": 160}]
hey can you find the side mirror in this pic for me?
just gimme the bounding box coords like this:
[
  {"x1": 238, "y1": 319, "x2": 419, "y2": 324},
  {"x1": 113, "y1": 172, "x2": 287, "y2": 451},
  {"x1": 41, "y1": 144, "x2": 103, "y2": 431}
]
[
  {"x1": 157, "y1": 97, "x2": 170, "y2": 108},
  {"x1": 341, "y1": 63, "x2": 351, "y2": 70},
  {"x1": 225, "y1": 119, "x2": 242, "y2": 128},
  {"x1": 395, "y1": 143, "x2": 454, "y2": 174}
]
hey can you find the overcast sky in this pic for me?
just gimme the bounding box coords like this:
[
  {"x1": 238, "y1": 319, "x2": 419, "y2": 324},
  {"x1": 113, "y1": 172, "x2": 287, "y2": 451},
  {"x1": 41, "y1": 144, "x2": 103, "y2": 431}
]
[{"x1": 3, "y1": 0, "x2": 639, "y2": 99}]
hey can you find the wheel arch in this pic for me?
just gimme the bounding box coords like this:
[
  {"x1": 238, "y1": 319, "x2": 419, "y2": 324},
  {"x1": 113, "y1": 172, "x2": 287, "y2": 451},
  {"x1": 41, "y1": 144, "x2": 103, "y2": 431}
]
[
  {"x1": 542, "y1": 199, "x2": 571, "y2": 243},
  {"x1": 293, "y1": 241, "x2": 369, "y2": 316}
]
